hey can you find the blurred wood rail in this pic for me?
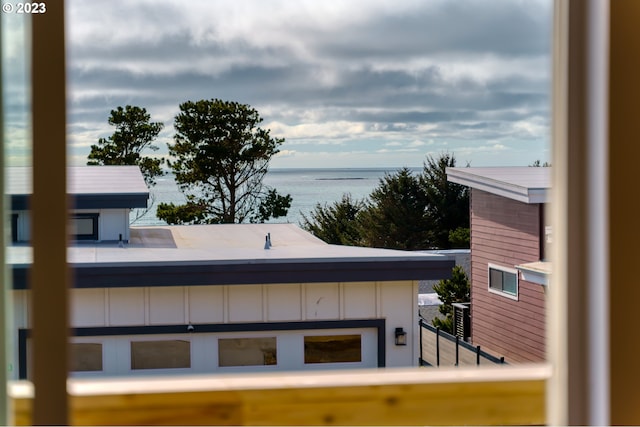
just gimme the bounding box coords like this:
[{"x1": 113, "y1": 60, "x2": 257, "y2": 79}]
[{"x1": 10, "y1": 365, "x2": 548, "y2": 425}]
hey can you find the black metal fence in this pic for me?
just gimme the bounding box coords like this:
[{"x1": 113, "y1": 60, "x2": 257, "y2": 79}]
[{"x1": 419, "y1": 317, "x2": 505, "y2": 367}]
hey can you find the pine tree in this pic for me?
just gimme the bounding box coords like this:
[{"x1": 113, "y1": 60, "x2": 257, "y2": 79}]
[{"x1": 432, "y1": 266, "x2": 470, "y2": 334}]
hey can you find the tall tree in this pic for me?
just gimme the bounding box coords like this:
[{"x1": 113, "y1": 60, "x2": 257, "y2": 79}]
[
  {"x1": 420, "y1": 153, "x2": 469, "y2": 249},
  {"x1": 358, "y1": 168, "x2": 431, "y2": 250},
  {"x1": 301, "y1": 194, "x2": 366, "y2": 246},
  {"x1": 157, "y1": 99, "x2": 291, "y2": 224},
  {"x1": 87, "y1": 105, "x2": 165, "y2": 186},
  {"x1": 303, "y1": 153, "x2": 470, "y2": 249}
]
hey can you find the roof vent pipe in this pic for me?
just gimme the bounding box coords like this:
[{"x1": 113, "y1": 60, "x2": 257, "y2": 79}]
[
  {"x1": 264, "y1": 235, "x2": 271, "y2": 250},
  {"x1": 118, "y1": 233, "x2": 124, "y2": 248}
]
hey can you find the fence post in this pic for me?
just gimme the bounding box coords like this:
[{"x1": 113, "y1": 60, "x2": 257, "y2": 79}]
[
  {"x1": 476, "y1": 345, "x2": 481, "y2": 365},
  {"x1": 455, "y1": 335, "x2": 459, "y2": 366},
  {"x1": 419, "y1": 318, "x2": 424, "y2": 366},
  {"x1": 436, "y1": 328, "x2": 440, "y2": 367}
]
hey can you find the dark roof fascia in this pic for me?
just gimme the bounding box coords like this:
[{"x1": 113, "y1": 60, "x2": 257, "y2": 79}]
[
  {"x1": 11, "y1": 258, "x2": 454, "y2": 290},
  {"x1": 11, "y1": 193, "x2": 149, "y2": 210}
]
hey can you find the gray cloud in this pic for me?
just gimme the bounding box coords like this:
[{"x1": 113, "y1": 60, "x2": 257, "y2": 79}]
[{"x1": 52, "y1": 0, "x2": 555, "y2": 168}]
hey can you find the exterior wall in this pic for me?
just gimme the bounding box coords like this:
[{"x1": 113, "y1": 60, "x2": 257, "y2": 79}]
[
  {"x1": 12, "y1": 280, "x2": 418, "y2": 378},
  {"x1": 14, "y1": 209, "x2": 130, "y2": 242},
  {"x1": 470, "y1": 189, "x2": 546, "y2": 363},
  {"x1": 12, "y1": 211, "x2": 29, "y2": 242},
  {"x1": 94, "y1": 209, "x2": 130, "y2": 241}
]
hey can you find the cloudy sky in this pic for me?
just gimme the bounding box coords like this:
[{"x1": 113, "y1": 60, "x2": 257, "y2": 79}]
[{"x1": 7, "y1": 0, "x2": 553, "y2": 169}]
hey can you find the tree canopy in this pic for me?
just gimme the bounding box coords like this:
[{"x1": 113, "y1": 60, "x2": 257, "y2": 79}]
[
  {"x1": 358, "y1": 167, "x2": 431, "y2": 250},
  {"x1": 87, "y1": 105, "x2": 165, "y2": 186},
  {"x1": 431, "y1": 265, "x2": 470, "y2": 334},
  {"x1": 157, "y1": 99, "x2": 291, "y2": 224},
  {"x1": 421, "y1": 153, "x2": 469, "y2": 249},
  {"x1": 302, "y1": 153, "x2": 470, "y2": 250},
  {"x1": 301, "y1": 194, "x2": 366, "y2": 246}
]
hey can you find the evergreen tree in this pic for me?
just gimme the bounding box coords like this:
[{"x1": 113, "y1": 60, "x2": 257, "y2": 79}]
[
  {"x1": 432, "y1": 265, "x2": 470, "y2": 334},
  {"x1": 359, "y1": 168, "x2": 431, "y2": 249},
  {"x1": 87, "y1": 105, "x2": 165, "y2": 186},
  {"x1": 302, "y1": 153, "x2": 470, "y2": 250},
  {"x1": 157, "y1": 99, "x2": 291, "y2": 224},
  {"x1": 301, "y1": 194, "x2": 365, "y2": 245},
  {"x1": 420, "y1": 153, "x2": 469, "y2": 249}
]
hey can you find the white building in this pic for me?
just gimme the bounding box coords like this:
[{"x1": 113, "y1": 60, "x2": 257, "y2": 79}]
[
  {"x1": 9, "y1": 167, "x2": 454, "y2": 379},
  {"x1": 8, "y1": 166, "x2": 148, "y2": 243}
]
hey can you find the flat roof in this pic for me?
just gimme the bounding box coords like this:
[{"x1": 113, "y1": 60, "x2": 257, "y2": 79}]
[
  {"x1": 8, "y1": 166, "x2": 149, "y2": 209},
  {"x1": 10, "y1": 224, "x2": 454, "y2": 288},
  {"x1": 516, "y1": 261, "x2": 551, "y2": 286},
  {"x1": 446, "y1": 167, "x2": 550, "y2": 204}
]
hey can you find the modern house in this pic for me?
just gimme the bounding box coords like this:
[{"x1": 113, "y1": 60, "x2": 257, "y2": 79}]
[
  {"x1": 8, "y1": 166, "x2": 149, "y2": 243},
  {"x1": 446, "y1": 167, "x2": 551, "y2": 363},
  {"x1": 9, "y1": 166, "x2": 454, "y2": 379}
]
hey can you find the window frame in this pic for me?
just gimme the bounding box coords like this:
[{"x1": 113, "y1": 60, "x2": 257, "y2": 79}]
[
  {"x1": 487, "y1": 263, "x2": 519, "y2": 300},
  {"x1": 130, "y1": 338, "x2": 192, "y2": 371},
  {"x1": 70, "y1": 213, "x2": 99, "y2": 241},
  {"x1": 303, "y1": 334, "x2": 362, "y2": 365},
  {"x1": 15, "y1": 0, "x2": 632, "y2": 425},
  {"x1": 218, "y1": 336, "x2": 278, "y2": 367},
  {"x1": 69, "y1": 342, "x2": 104, "y2": 373}
]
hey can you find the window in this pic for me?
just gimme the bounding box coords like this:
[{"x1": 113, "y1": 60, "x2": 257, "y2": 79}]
[
  {"x1": 218, "y1": 337, "x2": 277, "y2": 367},
  {"x1": 130, "y1": 340, "x2": 191, "y2": 370},
  {"x1": 488, "y1": 264, "x2": 518, "y2": 299},
  {"x1": 69, "y1": 343, "x2": 102, "y2": 372},
  {"x1": 304, "y1": 334, "x2": 362, "y2": 364},
  {"x1": 70, "y1": 213, "x2": 99, "y2": 241},
  {"x1": 16, "y1": 2, "x2": 640, "y2": 425}
]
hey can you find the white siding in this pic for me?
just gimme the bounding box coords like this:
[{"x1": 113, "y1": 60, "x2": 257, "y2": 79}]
[
  {"x1": 188, "y1": 286, "x2": 224, "y2": 323},
  {"x1": 227, "y1": 285, "x2": 263, "y2": 322},
  {"x1": 380, "y1": 282, "x2": 415, "y2": 367},
  {"x1": 11, "y1": 279, "x2": 420, "y2": 379},
  {"x1": 108, "y1": 288, "x2": 145, "y2": 325},
  {"x1": 266, "y1": 284, "x2": 302, "y2": 321},
  {"x1": 343, "y1": 282, "x2": 376, "y2": 319},
  {"x1": 71, "y1": 288, "x2": 106, "y2": 327},
  {"x1": 304, "y1": 283, "x2": 340, "y2": 320},
  {"x1": 97, "y1": 209, "x2": 129, "y2": 241},
  {"x1": 149, "y1": 287, "x2": 185, "y2": 325}
]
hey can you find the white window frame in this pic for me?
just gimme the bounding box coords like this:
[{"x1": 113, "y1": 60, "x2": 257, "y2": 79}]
[{"x1": 487, "y1": 263, "x2": 519, "y2": 301}]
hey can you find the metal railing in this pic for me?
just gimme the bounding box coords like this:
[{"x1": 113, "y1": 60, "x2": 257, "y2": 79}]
[{"x1": 419, "y1": 317, "x2": 505, "y2": 367}]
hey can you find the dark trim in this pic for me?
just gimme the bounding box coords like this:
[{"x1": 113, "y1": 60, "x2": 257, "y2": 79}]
[
  {"x1": 12, "y1": 258, "x2": 454, "y2": 289},
  {"x1": 71, "y1": 213, "x2": 99, "y2": 241},
  {"x1": 11, "y1": 213, "x2": 18, "y2": 243},
  {"x1": 11, "y1": 193, "x2": 148, "y2": 210},
  {"x1": 10, "y1": 195, "x2": 28, "y2": 211},
  {"x1": 18, "y1": 319, "x2": 386, "y2": 379},
  {"x1": 18, "y1": 329, "x2": 28, "y2": 380},
  {"x1": 419, "y1": 320, "x2": 506, "y2": 364}
]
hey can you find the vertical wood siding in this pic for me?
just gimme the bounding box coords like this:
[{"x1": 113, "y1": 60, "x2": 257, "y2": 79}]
[{"x1": 471, "y1": 190, "x2": 546, "y2": 363}]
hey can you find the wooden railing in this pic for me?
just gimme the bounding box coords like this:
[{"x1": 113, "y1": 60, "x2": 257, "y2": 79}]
[
  {"x1": 419, "y1": 318, "x2": 506, "y2": 367},
  {"x1": 10, "y1": 365, "x2": 549, "y2": 425}
]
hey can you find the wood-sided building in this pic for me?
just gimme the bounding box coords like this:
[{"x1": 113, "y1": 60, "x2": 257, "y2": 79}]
[{"x1": 447, "y1": 167, "x2": 551, "y2": 363}]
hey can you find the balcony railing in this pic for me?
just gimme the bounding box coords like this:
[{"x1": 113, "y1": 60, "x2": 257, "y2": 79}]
[{"x1": 10, "y1": 365, "x2": 549, "y2": 425}]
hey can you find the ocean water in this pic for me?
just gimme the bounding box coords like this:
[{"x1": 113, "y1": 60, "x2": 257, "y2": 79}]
[{"x1": 132, "y1": 168, "x2": 419, "y2": 226}]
